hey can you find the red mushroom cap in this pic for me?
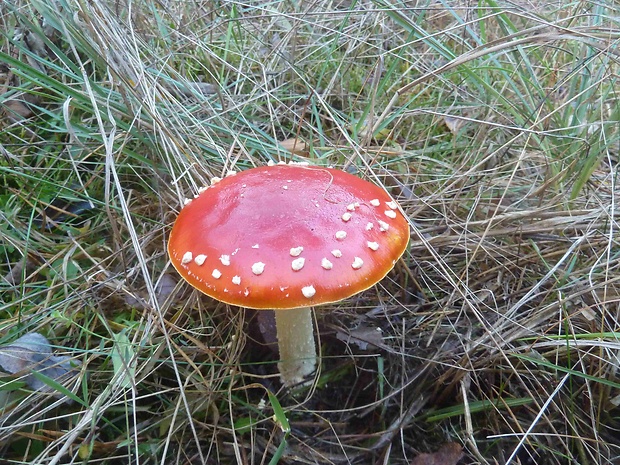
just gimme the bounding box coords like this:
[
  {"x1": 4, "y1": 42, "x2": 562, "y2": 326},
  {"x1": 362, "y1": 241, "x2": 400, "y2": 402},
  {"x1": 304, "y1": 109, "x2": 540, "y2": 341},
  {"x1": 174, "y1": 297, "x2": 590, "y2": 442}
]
[{"x1": 168, "y1": 164, "x2": 409, "y2": 309}]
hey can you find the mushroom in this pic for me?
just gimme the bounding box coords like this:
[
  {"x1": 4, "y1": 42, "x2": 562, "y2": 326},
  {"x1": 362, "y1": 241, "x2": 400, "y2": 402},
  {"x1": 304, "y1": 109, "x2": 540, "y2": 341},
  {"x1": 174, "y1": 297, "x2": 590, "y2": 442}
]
[{"x1": 167, "y1": 163, "x2": 409, "y2": 387}]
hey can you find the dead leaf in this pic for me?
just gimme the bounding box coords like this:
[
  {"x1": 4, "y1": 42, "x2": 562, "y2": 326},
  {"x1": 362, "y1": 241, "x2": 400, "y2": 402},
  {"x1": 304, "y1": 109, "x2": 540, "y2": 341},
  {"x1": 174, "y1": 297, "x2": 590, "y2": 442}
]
[
  {"x1": 0, "y1": 332, "x2": 81, "y2": 400},
  {"x1": 255, "y1": 309, "x2": 278, "y2": 351},
  {"x1": 30, "y1": 193, "x2": 95, "y2": 231},
  {"x1": 170, "y1": 81, "x2": 218, "y2": 98},
  {"x1": 279, "y1": 138, "x2": 308, "y2": 156},
  {"x1": 2, "y1": 256, "x2": 38, "y2": 286},
  {"x1": 124, "y1": 273, "x2": 178, "y2": 309},
  {"x1": 2, "y1": 97, "x2": 33, "y2": 119},
  {"x1": 410, "y1": 442, "x2": 463, "y2": 465},
  {"x1": 335, "y1": 324, "x2": 384, "y2": 351},
  {"x1": 1, "y1": 91, "x2": 40, "y2": 123},
  {"x1": 443, "y1": 116, "x2": 466, "y2": 135},
  {"x1": 156, "y1": 273, "x2": 177, "y2": 304}
]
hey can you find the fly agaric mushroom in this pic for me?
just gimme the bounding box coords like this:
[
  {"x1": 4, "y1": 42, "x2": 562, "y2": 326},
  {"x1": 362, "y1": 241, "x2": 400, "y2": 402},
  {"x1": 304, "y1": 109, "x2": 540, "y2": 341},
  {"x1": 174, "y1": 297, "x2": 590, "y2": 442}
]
[{"x1": 168, "y1": 163, "x2": 409, "y2": 387}]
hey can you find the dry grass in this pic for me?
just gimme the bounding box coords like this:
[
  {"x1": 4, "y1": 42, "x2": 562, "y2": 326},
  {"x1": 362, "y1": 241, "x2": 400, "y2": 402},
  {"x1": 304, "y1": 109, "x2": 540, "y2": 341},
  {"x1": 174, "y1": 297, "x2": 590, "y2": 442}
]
[{"x1": 0, "y1": 0, "x2": 619, "y2": 463}]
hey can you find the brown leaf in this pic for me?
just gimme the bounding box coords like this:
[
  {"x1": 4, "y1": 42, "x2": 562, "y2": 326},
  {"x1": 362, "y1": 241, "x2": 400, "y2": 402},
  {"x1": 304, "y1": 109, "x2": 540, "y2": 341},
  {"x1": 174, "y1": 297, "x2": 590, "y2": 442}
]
[
  {"x1": 410, "y1": 442, "x2": 463, "y2": 465},
  {"x1": 335, "y1": 324, "x2": 384, "y2": 351},
  {"x1": 443, "y1": 116, "x2": 466, "y2": 135},
  {"x1": 0, "y1": 332, "x2": 81, "y2": 402},
  {"x1": 123, "y1": 273, "x2": 178, "y2": 309},
  {"x1": 279, "y1": 138, "x2": 308, "y2": 156},
  {"x1": 2, "y1": 256, "x2": 37, "y2": 286},
  {"x1": 156, "y1": 273, "x2": 178, "y2": 304},
  {"x1": 1, "y1": 89, "x2": 40, "y2": 122},
  {"x1": 3, "y1": 98, "x2": 33, "y2": 119}
]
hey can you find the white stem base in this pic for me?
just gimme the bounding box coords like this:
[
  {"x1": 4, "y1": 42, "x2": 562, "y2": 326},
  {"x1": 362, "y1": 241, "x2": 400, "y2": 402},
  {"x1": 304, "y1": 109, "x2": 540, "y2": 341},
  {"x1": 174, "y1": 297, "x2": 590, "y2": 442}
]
[{"x1": 274, "y1": 307, "x2": 317, "y2": 387}]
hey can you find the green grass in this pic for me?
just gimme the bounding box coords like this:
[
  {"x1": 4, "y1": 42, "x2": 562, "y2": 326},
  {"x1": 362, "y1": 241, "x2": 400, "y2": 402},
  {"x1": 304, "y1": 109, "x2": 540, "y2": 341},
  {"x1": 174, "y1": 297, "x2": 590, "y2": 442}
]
[{"x1": 1, "y1": 0, "x2": 619, "y2": 463}]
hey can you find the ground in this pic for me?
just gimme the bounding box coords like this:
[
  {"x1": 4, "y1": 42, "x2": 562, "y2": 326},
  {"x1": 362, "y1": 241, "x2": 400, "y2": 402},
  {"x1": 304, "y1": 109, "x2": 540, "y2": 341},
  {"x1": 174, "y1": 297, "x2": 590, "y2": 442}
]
[{"x1": 0, "y1": 0, "x2": 619, "y2": 463}]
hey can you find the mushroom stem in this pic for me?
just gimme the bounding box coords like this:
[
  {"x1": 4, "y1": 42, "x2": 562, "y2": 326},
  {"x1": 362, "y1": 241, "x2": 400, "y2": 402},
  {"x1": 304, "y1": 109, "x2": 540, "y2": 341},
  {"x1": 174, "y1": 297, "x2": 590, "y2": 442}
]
[{"x1": 274, "y1": 307, "x2": 317, "y2": 387}]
